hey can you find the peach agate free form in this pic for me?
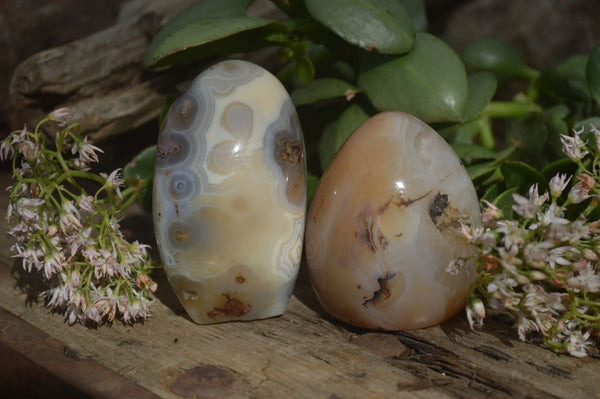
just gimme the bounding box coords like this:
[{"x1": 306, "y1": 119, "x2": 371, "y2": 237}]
[
  {"x1": 305, "y1": 112, "x2": 481, "y2": 330},
  {"x1": 153, "y1": 60, "x2": 306, "y2": 324}
]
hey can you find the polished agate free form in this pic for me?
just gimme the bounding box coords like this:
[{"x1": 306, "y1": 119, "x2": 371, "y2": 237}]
[
  {"x1": 153, "y1": 60, "x2": 306, "y2": 324},
  {"x1": 306, "y1": 112, "x2": 481, "y2": 330}
]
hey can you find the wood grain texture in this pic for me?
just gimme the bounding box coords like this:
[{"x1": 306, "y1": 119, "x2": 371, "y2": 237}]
[
  {"x1": 0, "y1": 167, "x2": 597, "y2": 398},
  {"x1": 7, "y1": 0, "x2": 195, "y2": 143}
]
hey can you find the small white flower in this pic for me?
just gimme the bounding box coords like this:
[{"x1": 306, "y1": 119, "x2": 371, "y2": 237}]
[
  {"x1": 49, "y1": 107, "x2": 72, "y2": 127},
  {"x1": 560, "y1": 128, "x2": 588, "y2": 161},
  {"x1": 59, "y1": 206, "x2": 82, "y2": 235},
  {"x1": 77, "y1": 195, "x2": 95, "y2": 215},
  {"x1": 529, "y1": 202, "x2": 568, "y2": 230},
  {"x1": 523, "y1": 241, "x2": 553, "y2": 267},
  {"x1": 517, "y1": 316, "x2": 539, "y2": 341},
  {"x1": 72, "y1": 136, "x2": 103, "y2": 161},
  {"x1": 0, "y1": 137, "x2": 15, "y2": 161},
  {"x1": 566, "y1": 331, "x2": 591, "y2": 358},
  {"x1": 459, "y1": 223, "x2": 483, "y2": 242},
  {"x1": 512, "y1": 184, "x2": 549, "y2": 218},
  {"x1": 446, "y1": 258, "x2": 465, "y2": 275},
  {"x1": 15, "y1": 198, "x2": 45, "y2": 221},
  {"x1": 84, "y1": 306, "x2": 102, "y2": 324},
  {"x1": 43, "y1": 251, "x2": 65, "y2": 279},
  {"x1": 546, "y1": 246, "x2": 572, "y2": 268},
  {"x1": 549, "y1": 173, "x2": 572, "y2": 198},
  {"x1": 65, "y1": 227, "x2": 93, "y2": 258},
  {"x1": 481, "y1": 200, "x2": 501, "y2": 227},
  {"x1": 100, "y1": 168, "x2": 124, "y2": 198},
  {"x1": 496, "y1": 220, "x2": 525, "y2": 251},
  {"x1": 573, "y1": 263, "x2": 600, "y2": 293}
]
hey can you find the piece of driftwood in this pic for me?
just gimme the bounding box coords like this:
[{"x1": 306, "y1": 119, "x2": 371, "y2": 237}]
[
  {"x1": 7, "y1": 0, "x2": 285, "y2": 144},
  {"x1": 8, "y1": 0, "x2": 194, "y2": 143},
  {"x1": 0, "y1": 170, "x2": 597, "y2": 398}
]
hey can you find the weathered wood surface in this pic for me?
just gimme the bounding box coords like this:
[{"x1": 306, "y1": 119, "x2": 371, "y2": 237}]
[
  {"x1": 7, "y1": 0, "x2": 285, "y2": 144},
  {"x1": 0, "y1": 167, "x2": 598, "y2": 398},
  {"x1": 7, "y1": 0, "x2": 196, "y2": 143}
]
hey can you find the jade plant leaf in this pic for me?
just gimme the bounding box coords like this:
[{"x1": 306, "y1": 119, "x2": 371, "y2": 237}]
[
  {"x1": 493, "y1": 187, "x2": 518, "y2": 219},
  {"x1": 500, "y1": 161, "x2": 547, "y2": 193},
  {"x1": 399, "y1": 0, "x2": 428, "y2": 32},
  {"x1": 358, "y1": 32, "x2": 467, "y2": 123},
  {"x1": 318, "y1": 104, "x2": 370, "y2": 171},
  {"x1": 305, "y1": 0, "x2": 415, "y2": 54},
  {"x1": 450, "y1": 142, "x2": 497, "y2": 163},
  {"x1": 144, "y1": 16, "x2": 282, "y2": 69},
  {"x1": 541, "y1": 157, "x2": 577, "y2": 181},
  {"x1": 587, "y1": 44, "x2": 600, "y2": 105},
  {"x1": 467, "y1": 161, "x2": 496, "y2": 182},
  {"x1": 144, "y1": 0, "x2": 254, "y2": 67},
  {"x1": 463, "y1": 71, "x2": 497, "y2": 120},
  {"x1": 124, "y1": 145, "x2": 156, "y2": 211},
  {"x1": 291, "y1": 78, "x2": 360, "y2": 106},
  {"x1": 462, "y1": 38, "x2": 538, "y2": 80},
  {"x1": 574, "y1": 116, "x2": 600, "y2": 133},
  {"x1": 556, "y1": 54, "x2": 591, "y2": 101}
]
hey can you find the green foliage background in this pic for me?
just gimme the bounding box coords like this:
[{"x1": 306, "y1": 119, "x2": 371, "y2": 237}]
[{"x1": 129, "y1": 0, "x2": 600, "y2": 214}]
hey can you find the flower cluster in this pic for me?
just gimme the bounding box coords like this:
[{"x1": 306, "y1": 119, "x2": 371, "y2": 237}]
[
  {"x1": 458, "y1": 125, "x2": 600, "y2": 357},
  {"x1": 2, "y1": 109, "x2": 156, "y2": 325}
]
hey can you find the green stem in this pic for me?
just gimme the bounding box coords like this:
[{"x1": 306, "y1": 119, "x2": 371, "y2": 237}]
[
  {"x1": 117, "y1": 181, "x2": 149, "y2": 212},
  {"x1": 478, "y1": 117, "x2": 495, "y2": 150},
  {"x1": 487, "y1": 100, "x2": 542, "y2": 119}
]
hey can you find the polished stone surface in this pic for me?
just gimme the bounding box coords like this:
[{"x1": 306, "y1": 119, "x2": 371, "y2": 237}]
[
  {"x1": 306, "y1": 112, "x2": 481, "y2": 330},
  {"x1": 153, "y1": 60, "x2": 306, "y2": 324}
]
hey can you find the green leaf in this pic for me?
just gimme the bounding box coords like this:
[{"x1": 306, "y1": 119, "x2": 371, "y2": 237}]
[
  {"x1": 492, "y1": 187, "x2": 518, "y2": 219},
  {"x1": 450, "y1": 118, "x2": 483, "y2": 143},
  {"x1": 543, "y1": 104, "x2": 569, "y2": 135},
  {"x1": 451, "y1": 142, "x2": 497, "y2": 163},
  {"x1": 505, "y1": 115, "x2": 548, "y2": 167},
  {"x1": 307, "y1": 172, "x2": 320, "y2": 204},
  {"x1": 144, "y1": 0, "x2": 253, "y2": 68},
  {"x1": 538, "y1": 55, "x2": 592, "y2": 103},
  {"x1": 463, "y1": 71, "x2": 497, "y2": 120},
  {"x1": 144, "y1": 17, "x2": 282, "y2": 69},
  {"x1": 557, "y1": 54, "x2": 591, "y2": 101},
  {"x1": 296, "y1": 54, "x2": 316, "y2": 83},
  {"x1": 541, "y1": 157, "x2": 577, "y2": 180},
  {"x1": 305, "y1": 0, "x2": 415, "y2": 54},
  {"x1": 318, "y1": 104, "x2": 370, "y2": 171},
  {"x1": 358, "y1": 32, "x2": 467, "y2": 123},
  {"x1": 399, "y1": 0, "x2": 428, "y2": 32},
  {"x1": 574, "y1": 116, "x2": 600, "y2": 132},
  {"x1": 462, "y1": 38, "x2": 538, "y2": 80},
  {"x1": 152, "y1": 0, "x2": 254, "y2": 38},
  {"x1": 291, "y1": 78, "x2": 360, "y2": 106},
  {"x1": 587, "y1": 44, "x2": 600, "y2": 105},
  {"x1": 124, "y1": 145, "x2": 156, "y2": 211},
  {"x1": 467, "y1": 161, "x2": 496, "y2": 181},
  {"x1": 433, "y1": 122, "x2": 459, "y2": 139},
  {"x1": 481, "y1": 184, "x2": 499, "y2": 202},
  {"x1": 500, "y1": 161, "x2": 547, "y2": 193}
]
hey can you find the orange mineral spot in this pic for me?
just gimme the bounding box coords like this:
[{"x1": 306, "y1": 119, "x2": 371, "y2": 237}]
[{"x1": 207, "y1": 294, "x2": 250, "y2": 319}]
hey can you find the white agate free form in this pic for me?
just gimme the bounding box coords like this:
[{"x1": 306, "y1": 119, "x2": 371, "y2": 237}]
[
  {"x1": 153, "y1": 60, "x2": 306, "y2": 324},
  {"x1": 305, "y1": 112, "x2": 481, "y2": 330}
]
